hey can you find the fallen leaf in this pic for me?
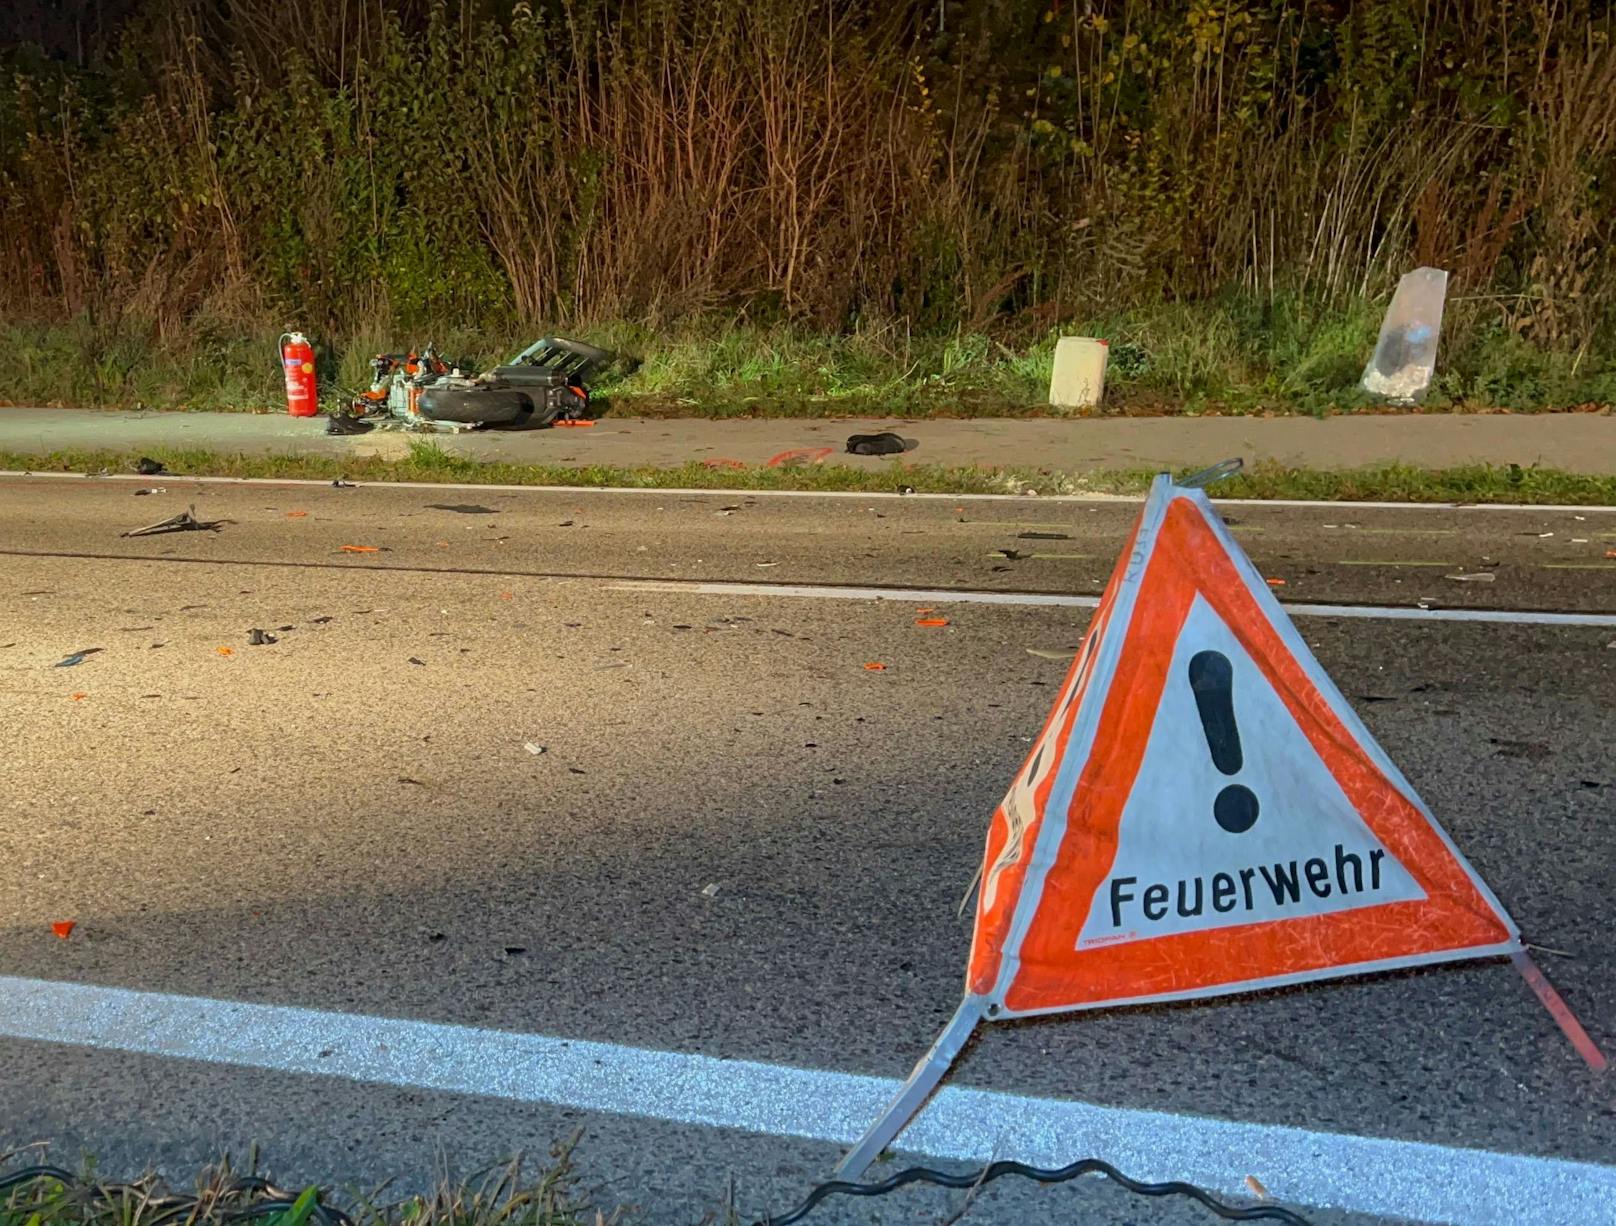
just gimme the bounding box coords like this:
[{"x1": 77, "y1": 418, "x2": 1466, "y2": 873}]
[
  {"x1": 51, "y1": 921, "x2": 75, "y2": 939},
  {"x1": 340, "y1": 544, "x2": 380, "y2": 553},
  {"x1": 915, "y1": 617, "x2": 950, "y2": 627},
  {"x1": 864, "y1": 662, "x2": 888, "y2": 671}
]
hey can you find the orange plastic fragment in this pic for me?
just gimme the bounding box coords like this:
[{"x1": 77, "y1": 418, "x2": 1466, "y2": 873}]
[
  {"x1": 864, "y1": 662, "x2": 887, "y2": 671},
  {"x1": 915, "y1": 618, "x2": 950, "y2": 627},
  {"x1": 500, "y1": 591, "x2": 514, "y2": 600},
  {"x1": 285, "y1": 511, "x2": 308, "y2": 519},
  {"x1": 1606, "y1": 550, "x2": 1616, "y2": 559},
  {"x1": 341, "y1": 544, "x2": 380, "y2": 553},
  {"x1": 216, "y1": 646, "x2": 234, "y2": 657},
  {"x1": 1244, "y1": 1175, "x2": 1270, "y2": 1199},
  {"x1": 765, "y1": 447, "x2": 834, "y2": 468},
  {"x1": 51, "y1": 921, "x2": 75, "y2": 939},
  {"x1": 553, "y1": 420, "x2": 595, "y2": 428},
  {"x1": 69, "y1": 692, "x2": 87, "y2": 701},
  {"x1": 916, "y1": 607, "x2": 936, "y2": 614},
  {"x1": 1266, "y1": 577, "x2": 1286, "y2": 587}
]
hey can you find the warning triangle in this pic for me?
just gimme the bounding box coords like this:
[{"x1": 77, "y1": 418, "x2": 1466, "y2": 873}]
[{"x1": 968, "y1": 476, "x2": 1519, "y2": 1018}]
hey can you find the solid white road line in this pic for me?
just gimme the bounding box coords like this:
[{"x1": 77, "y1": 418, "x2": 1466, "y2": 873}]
[
  {"x1": 0, "y1": 976, "x2": 1609, "y2": 1225},
  {"x1": 1, "y1": 469, "x2": 1612, "y2": 512},
  {"x1": 605, "y1": 579, "x2": 1616, "y2": 628}
]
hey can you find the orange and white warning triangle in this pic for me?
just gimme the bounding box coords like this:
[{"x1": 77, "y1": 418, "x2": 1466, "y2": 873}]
[
  {"x1": 837, "y1": 471, "x2": 1600, "y2": 1182},
  {"x1": 968, "y1": 474, "x2": 1518, "y2": 1015}
]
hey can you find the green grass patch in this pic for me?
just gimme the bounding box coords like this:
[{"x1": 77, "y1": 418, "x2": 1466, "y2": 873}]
[
  {"x1": 4, "y1": 443, "x2": 1612, "y2": 505},
  {"x1": 0, "y1": 1151, "x2": 619, "y2": 1226},
  {"x1": 4, "y1": 300, "x2": 1612, "y2": 420}
]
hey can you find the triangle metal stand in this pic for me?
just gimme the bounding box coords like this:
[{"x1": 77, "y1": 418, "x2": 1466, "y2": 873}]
[{"x1": 834, "y1": 996, "x2": 985, "y2": 1182}]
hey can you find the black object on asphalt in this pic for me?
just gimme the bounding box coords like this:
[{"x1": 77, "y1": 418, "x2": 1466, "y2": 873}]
[
  {"x1": 1017, "y1": 531, "x2": 1071, "y2": 540},
  {"x1": 846, "y1": 431, "x2": 917, "y2": 456},
  {"x1": 325, "y1": 413, "x2": 374, "y2": 436},
  {"x1": 247, "y1": 628, "x2": 277, "y2": 645},
  {"x1": 135, "y1": 456, "x2": 166, "y2": 475}
]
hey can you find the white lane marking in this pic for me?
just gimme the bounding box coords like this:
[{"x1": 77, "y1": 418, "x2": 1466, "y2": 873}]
[
  {"x1": 0, "y1": 976, "x2": 1608, "y2": 1225},
  {"x1": 1, "y1": 470, "x2": 1612, "y2": 512},
  {"x1": 605, "y1": 579, "x2": 1616, "y2": 628}
]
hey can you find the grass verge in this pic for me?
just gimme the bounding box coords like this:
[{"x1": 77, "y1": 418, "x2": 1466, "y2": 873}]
[
  {"x1": 5, "y1": 304, "x2": 1614, "y2": 419},
  {"x1": 3, "y1": 444, "x2": 1613, "y2": 504},
  {"x1": 0, "y1": 1149, "x2": 623, "y2": 1226}
]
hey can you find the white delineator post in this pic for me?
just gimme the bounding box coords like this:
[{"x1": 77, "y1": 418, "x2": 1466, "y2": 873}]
[{"x1": 1048, "y1": 337, "x2": 1109, "y2": 410}]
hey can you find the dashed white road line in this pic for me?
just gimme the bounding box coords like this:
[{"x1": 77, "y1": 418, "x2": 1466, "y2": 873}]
[
  {"x1": 605, "y1": 578, "x2": 1616, "y2": 628},
  {"x1": 0, "y1": 976, "x2": 1609, "y2": 1225}
]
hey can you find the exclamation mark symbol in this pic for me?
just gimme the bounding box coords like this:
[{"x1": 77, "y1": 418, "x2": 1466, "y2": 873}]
[{"x1": 1188, "y1": 650, "x2": 1260, "y2": 833}]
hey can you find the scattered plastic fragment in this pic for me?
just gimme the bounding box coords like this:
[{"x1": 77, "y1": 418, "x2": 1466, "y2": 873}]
[
  {"x1": 247, "y1": 629, "x2": 277, "y2": 645},
  {"x1": 1244, "y1": 1175, "x2": 1271, "y2": 1200},
  {"x1": 1607, "y1": 550, "x2": 1616, "y2": 559},
  {"x1": 408, "y1": 656, "x2": 425, "y2": 666},
  {"x1": 995, "y1": 548, "x2": 1025, "y2": 560},
  {"x1": 340, "y1": 544, "x2": 381, "y2": 553},
  {"x1": 864, "y1": 662, "x2": 888, "y2": 671},
  {"x1": 916, "y1": 617, "x2": 950, "y2": 627},
  {"x1": 51, "y1": 921, "x2": 76, "y2": 939},
  {"x1": 1027, "y1": 647, "x2": 1077, "y2": 660},
  {"x1": 1361, "y1": 267, "x2": 1447, "y2": 403},
  {"x1": 69, "y1": 692, "x2": 87, "y2": 701},
  {"x1": 216, "y1": 646, "x2": 235, "y2": 657},
  {"x1": 53, "y1": 648, "x2": 103, "y2": 668},
  {"x1": 766, "y1": 446, "x2": 835, "y2": 468},
  {"x1": 136, "y1": 456, "x2": 166, "y2": 475},
  {"x1": 1017, "y1": 531, "x2": 1070, "y2": 540},
  {"x1": 1445, "y1": 572, "x2": 1497, "y2": 582},
  {"x1": 756, "y1": 561, "x2": 780, "y2": 568},
  {"x1": 899, "y1": 485, "x2": 916, "y2": 495},
  {"x1": 702, "y1": 458, "x2": 746, "y2": 469},
  {"x1": 524, "y1": 742, "x2": 547, "y2": 755},
  {"x1": 427, "y1": 504, "x2": 497, "y2": 514},
  {"x1": 285, "y1": 511, "x2": 308, "y2": 518},
  {"x1": 1266, "y1": 577, "x2": 1287, "y2": 587},
  {"x1": 553, "y1": 419, "x2": 595, "y2": 428},
  {"x1": 701, "y1": 883, "x2": 722, "y2": 898},
  {"x1": 500, "y1": 591, "x2": 514, "y2": 600},
  {"x1": 134, "y1": 487, "x2": 165, "y2": 496},
  {"x1": 332, "y1": 479, "x2": 357, "y2": 488}
]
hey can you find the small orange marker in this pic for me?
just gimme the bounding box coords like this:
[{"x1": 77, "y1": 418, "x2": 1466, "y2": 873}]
[
  {"x1": 51, "y1": 921, "x2": 75, "y2": 939},
  {"x1": 864, "y1": 662, "x2": 887, "y2": 671},
  {"x1": 916, "y1": 618, "x2": 950, "y2": 627}
]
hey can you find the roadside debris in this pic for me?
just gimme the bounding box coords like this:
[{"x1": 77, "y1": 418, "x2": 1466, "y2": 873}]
[
  {"x1": 995, "y1": 548, "x2": 1025, "y2": 560},
  {"x1": 1027, "y1": 647, "x2": 1077, "y2": 660},
  {"x1": 1017, "y1": 531, "x2": 1069, "y2": 540},
  {"x1": 332, "y1": 479, "x2": 357, "y2": 488},
  {"x1": 766, "y1": 447, "x2": 835, "y2": 468},
  {"x1": 51, "y1": 921, "x2": 76, "y2": 939},
  {"x1": 702, "y1": 458, "x2": 747, "y2": 469},
  {"x1": 340, "y1": 544, "x2": 383, "y2": 553},
  {"x1": 524, "y1": 742, "x2": 547, "y2": 755},
  {"x1": 916, "y1": 617, "x2": 950, "y2": 627},
  {"x1": 247, "y1": 629, "x2": 277, "y2": 645},
  {"x1": 136, "y1": 456, "x2": 166, "y2": 475},
  {"x1": 134, "y1": 487, "x2": 165, "y2": 496},
  {"x1": 864, "y1": 662, "x2": 888, "y2": 671},
  {"x1": 53, "y1": 648, "x2": 104, "y2": 668},
  {"x1": 325, "y1": 412, "x2": 374, "y2": 436},
  {"x1": 216, "y1": 646, "x2": 234, "y2": 657},
  {"x1": 69, "y1": 692, "x2": 87, "y2": 701},
  {"x1": 122, "y1": 505, "x2": 225, "y2": 537},
  {"x1": 846, "y1": 432, "x2": 917, "y2": 456},
  {"x1": 408, "y1": 656, "x2": 425, "y2": 666},
  {"x1": 701, "y1": 883, "x2": 722, "y2": 899},
  {"x1": 1445, "y1": 571, "x2": 1497, "y2": 582},
  {"x1": 1266, "y1": 577, "x2": 1287, "y2": 587},
  {"x1": 427, "y1": 504, "x2": 497, "y2": 514}
]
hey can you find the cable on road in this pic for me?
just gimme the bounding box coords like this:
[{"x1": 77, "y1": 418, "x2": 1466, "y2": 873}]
[
  {"x1": 757, "y1": 1155, "x2": 1313, "y2": 1225},
  {"x1": 0, "y1": 1165, "x2": 354, "y2": 1226}
]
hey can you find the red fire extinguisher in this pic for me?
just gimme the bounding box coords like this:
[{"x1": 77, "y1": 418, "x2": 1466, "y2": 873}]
[{"x1": 279, "y1": 331, "x2": 319, "y2": 417}]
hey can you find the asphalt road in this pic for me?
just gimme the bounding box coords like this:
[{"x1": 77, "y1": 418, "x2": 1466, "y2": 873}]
[{"x1": 1, "y1": 476, "x2": 1612, "y2": 1225}]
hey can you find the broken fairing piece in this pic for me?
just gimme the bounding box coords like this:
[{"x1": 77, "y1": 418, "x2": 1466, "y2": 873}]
[
  {"x1": 1362, "y1": 268, "x2": 1447, "y2": 404},
  {"x1": 122, "y1": 506, "x2": 224, "y2": 537}
]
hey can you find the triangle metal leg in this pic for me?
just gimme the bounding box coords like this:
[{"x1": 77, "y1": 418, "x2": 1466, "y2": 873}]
[{"x1": 834, "y1": 997, "x2": 984, "y2": 1182}]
